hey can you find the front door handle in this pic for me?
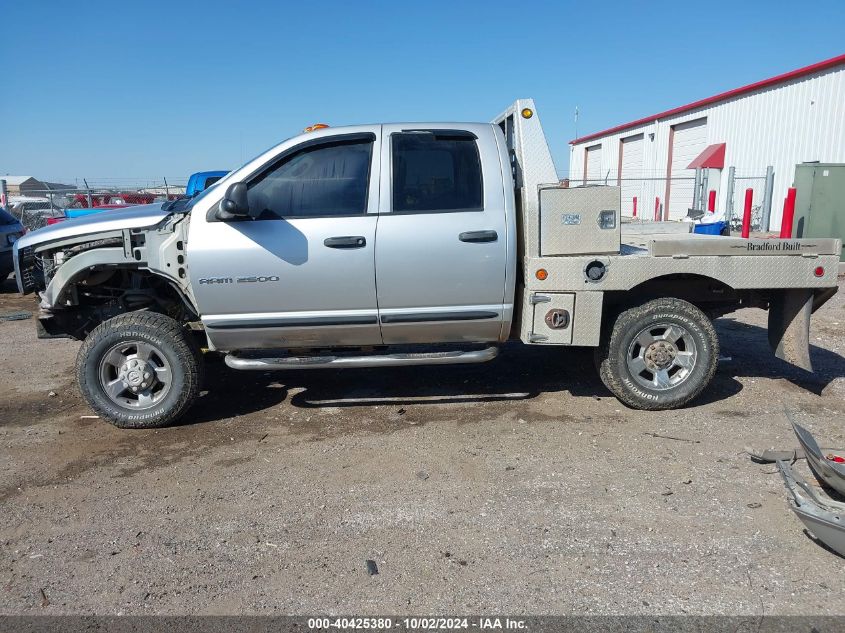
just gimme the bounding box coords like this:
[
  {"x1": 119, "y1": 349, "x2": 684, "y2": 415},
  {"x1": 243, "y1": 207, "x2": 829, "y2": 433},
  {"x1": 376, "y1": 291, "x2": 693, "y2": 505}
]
[
  {"x1": 459, "y1": 230, "x2": 498, "y2": 243},
  {"x1": 324, "y1": 236, "x2": 366, "y2": 249}
]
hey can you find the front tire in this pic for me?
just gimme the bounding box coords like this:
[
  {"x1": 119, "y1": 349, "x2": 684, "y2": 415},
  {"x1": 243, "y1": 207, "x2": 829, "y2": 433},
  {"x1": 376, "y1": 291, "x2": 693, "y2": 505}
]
[
  {"x1": 76, "y1": 312, "x2": 202, "y2": 428},
  {"x1": 596, "y1": 298, "x2": 718, "y2": 410}
]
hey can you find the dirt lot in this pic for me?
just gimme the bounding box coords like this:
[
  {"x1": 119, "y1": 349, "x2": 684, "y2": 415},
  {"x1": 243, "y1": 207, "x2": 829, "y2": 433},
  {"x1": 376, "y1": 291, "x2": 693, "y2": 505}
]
[{"x1": 1, "y1": 275, "x2": 844, "y2": 616}]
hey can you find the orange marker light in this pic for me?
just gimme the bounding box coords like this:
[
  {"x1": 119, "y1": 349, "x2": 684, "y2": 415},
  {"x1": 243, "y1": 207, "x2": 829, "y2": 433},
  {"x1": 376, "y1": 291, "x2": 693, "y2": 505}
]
[
  {"x1": 304, "y1": 123, "x2": 330, "y2": 133},
  {"x1": 521, "y1": 108, "x2": 533, "y2": 119},
  {"x1": 536, "y1": 268, "x2": 548, "y2": 280}
]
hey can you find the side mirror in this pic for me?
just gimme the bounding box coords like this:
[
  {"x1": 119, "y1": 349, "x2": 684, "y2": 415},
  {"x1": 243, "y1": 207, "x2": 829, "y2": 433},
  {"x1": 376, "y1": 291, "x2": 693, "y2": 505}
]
[{"x1": 218, "y1": 182, "x2": 250, "y2": 218}]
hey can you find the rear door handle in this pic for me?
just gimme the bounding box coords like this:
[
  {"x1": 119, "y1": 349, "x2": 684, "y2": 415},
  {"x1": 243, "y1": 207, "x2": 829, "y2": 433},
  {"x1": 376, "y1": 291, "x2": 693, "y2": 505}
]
[
  {"x1": 324, "y1": 236, "x2": 367, "y2": 249},
  {"x1": 459, "y1": 230, "x2": 498, "y2": 243}
]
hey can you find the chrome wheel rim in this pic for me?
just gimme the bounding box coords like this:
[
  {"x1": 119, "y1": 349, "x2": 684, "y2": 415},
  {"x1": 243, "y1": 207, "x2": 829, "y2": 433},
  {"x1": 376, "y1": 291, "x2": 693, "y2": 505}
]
[
  {"x1": 98, "y1": 341, "x2": 172, "y2": 410},
  {"x1": 626, "y1": 323, "x2": 697, "y2": 391}
]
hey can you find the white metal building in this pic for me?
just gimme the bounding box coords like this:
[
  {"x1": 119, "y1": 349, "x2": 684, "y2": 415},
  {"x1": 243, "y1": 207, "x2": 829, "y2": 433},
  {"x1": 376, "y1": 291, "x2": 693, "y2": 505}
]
[{"x1": 568, "y1": 54, "x2": 845, "y2": 229}]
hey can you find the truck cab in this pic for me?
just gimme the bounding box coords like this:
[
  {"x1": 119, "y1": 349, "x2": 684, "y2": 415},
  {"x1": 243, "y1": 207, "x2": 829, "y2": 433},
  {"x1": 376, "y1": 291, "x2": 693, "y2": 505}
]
[{"x1": 188, "y1": 124, "x2": 514, "y2": 351}]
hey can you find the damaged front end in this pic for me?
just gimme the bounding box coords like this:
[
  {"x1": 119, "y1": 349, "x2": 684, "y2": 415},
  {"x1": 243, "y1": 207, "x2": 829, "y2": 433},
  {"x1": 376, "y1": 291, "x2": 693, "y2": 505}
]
[
  {"x1": 13, "y1": 206, "x2": 197, "y2": 340},
  {"x1": 767, "y1": 287, "x2": 838, "y2": 372}
]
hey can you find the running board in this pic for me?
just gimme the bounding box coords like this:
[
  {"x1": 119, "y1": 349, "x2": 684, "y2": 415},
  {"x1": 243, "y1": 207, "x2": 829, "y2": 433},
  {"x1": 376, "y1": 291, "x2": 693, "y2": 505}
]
[{"x1": 224, "y1": 346, "x2": 499, "y2": 370}]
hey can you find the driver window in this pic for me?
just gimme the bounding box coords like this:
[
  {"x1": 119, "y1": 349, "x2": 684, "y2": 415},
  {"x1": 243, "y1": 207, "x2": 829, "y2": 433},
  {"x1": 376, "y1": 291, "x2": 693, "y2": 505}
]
[{"x1": 247, "y1": 138, "x2": 373, "y2": 219}]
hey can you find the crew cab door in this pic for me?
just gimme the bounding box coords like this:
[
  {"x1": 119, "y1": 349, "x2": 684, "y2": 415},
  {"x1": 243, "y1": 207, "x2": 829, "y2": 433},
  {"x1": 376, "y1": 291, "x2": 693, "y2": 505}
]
[
  {"x1": 188, "y1": 130, "x2": 383, "y2": 350},
  {"x1": 375, "y1": 125, "x2": 510, "y2": 344}
]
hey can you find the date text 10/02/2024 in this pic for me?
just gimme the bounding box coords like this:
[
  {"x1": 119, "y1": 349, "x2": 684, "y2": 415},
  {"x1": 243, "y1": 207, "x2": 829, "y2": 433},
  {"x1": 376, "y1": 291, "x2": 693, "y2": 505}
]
[{"x1": 307, "y1": 617, "x2": 528, "y2": 630}]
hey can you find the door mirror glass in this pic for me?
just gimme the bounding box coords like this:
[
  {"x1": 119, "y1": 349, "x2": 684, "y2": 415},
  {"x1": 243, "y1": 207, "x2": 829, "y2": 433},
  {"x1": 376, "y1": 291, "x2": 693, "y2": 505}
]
[{"x1": 218, "y1": 182, "x2": 250, "y2": 219}]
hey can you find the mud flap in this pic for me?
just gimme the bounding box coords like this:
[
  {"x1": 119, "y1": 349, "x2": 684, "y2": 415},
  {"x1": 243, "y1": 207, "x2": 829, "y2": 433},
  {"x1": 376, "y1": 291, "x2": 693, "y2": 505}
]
[{"x1": 768, "y1": 289, "x2": 813, "y2": 372}]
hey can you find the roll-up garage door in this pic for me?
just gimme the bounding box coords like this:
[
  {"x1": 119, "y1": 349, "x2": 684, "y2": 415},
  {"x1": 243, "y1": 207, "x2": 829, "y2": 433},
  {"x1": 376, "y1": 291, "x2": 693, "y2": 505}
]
[
  {"x1": 585, "y1": 144, "x2": 602, "y2": 183},
  {"x1": 619, "y1": 134, "x2": 644, "y2": 216},
  {"x1": 667, "y1": 118, "x2": 707, "y2": 219}
]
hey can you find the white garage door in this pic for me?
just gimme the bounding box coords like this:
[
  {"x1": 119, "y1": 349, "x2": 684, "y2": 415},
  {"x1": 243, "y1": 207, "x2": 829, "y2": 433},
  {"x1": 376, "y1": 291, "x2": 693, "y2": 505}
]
[
  {"x1": 619, "y1": 134, "x2": 644, "y2": 216},
  {"x1": 668, "y1": 118, "x2": 707, "y2": 219},
  {"x1": 585, "y1": 144, "x2": 602, "y2": 183}
]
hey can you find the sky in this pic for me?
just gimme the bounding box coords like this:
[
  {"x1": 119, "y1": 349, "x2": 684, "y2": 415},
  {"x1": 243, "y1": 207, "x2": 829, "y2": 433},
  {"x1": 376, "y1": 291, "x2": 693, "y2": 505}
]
[{"x1": 1, "y1": 0, "x2": 844, "y2": 185}]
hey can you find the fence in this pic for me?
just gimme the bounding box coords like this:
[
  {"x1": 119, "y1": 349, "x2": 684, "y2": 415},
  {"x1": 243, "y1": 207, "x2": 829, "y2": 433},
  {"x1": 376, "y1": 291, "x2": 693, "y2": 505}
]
[
  {"x1": 723, "y1": 167, "x2": 773, "y2": 233},
  {"x1": 571, "y1": 165, "x2": 774, "y2": 229},
  {"x1": 2, "y1": 182, "x2": 187, "y2": 231},
  {"x1": 574, "y1": 176, "x2": 696, "y2": 221}
]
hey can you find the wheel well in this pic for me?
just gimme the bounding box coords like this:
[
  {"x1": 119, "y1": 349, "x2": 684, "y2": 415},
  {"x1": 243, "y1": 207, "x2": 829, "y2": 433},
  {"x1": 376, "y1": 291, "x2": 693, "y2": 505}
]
[
  {"x1": 40, "y1": 267, "x2": 199, "y2": 340},
  {"x1": 603, "y1": 273, "x2": 756, "y2": 319}
]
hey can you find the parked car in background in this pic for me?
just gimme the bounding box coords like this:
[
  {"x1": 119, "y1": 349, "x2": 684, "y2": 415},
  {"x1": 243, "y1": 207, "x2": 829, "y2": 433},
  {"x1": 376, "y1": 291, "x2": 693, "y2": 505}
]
[
  {"x1": 65, "y1": 201, "x2": 138, "y2": 220},
  {"x1": 0, "y1": 206, "x2": 25, "y2": 280},
  {"x1": 8, "y1": 196, "x2": 65, "y2": 231},
  {"x1": 66, "y1": 193, "x2": 158, "y2": 209},
  {"x1": 185, "y1": 171, "x2": 228, "y2": 197},
  {"x1": 53, "y1": 192, "x2": 158, "y2": 222}
]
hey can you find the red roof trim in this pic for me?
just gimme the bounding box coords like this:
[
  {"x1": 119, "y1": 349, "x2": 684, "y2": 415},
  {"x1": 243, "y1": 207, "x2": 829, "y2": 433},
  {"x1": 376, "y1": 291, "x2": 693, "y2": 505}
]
[
  {"x1": 569, "y1": 53, "x2": 845, "y2": 145},
  {"x1": 688, "y1": 143, "x2": 726, "y2": 169}
]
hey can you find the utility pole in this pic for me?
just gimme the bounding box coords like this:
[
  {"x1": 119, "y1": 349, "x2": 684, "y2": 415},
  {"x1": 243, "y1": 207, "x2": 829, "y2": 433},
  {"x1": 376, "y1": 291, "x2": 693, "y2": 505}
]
[{"x1": 574, "y1": 106, "x2": 580, "y2": 140}]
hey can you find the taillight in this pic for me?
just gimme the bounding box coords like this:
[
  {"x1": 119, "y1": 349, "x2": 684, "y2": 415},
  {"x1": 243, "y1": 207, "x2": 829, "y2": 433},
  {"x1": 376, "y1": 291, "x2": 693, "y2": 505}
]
[{"x1": 814, "y1": 266, "x2": 825, "y2": 278}]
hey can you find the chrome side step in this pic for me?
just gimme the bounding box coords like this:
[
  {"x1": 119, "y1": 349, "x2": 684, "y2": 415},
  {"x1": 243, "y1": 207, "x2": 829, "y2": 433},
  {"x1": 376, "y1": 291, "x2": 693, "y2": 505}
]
[{"x1": 224, "y1": 346, "x2": 499, "y2": 370}]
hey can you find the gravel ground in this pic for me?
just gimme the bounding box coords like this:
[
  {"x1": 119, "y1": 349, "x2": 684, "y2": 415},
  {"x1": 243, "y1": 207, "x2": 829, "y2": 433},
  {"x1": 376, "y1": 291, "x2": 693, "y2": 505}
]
[{"x1": 1, "y1": 276, "x2": 843, "y2": 616}]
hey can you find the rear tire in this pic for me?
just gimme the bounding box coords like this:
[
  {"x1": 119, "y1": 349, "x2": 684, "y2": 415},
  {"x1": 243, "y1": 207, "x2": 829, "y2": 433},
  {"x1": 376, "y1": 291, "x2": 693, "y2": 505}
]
[
  {"x1": 595, "y1": 298, "x2": 718, "y2": 410},
  {"x1": 76, "y1": 312, "x2": 202, "y2": 428}
]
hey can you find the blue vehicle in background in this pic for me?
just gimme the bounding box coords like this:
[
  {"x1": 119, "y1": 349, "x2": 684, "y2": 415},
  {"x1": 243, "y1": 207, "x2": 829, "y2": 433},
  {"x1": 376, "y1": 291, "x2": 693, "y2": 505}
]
[
  {"x1": 185, "y1": 171, "x2": 228, "y2": 197},
  {"x1": 60, "y1": 171, "x2": 229, "y2": 222}
]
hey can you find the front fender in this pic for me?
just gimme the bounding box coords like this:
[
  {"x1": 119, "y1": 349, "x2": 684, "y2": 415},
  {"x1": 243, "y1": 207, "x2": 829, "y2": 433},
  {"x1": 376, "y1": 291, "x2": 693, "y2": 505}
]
[{"x1": 43, "y1": 247, "x2": 130, "y2": 308}]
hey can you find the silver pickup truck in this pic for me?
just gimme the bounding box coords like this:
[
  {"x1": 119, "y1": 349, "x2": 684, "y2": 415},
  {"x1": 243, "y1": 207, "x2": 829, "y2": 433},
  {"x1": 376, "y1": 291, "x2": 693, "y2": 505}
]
[{"x1": 13, "y1": 100, "x2": 841, "y2": 428}]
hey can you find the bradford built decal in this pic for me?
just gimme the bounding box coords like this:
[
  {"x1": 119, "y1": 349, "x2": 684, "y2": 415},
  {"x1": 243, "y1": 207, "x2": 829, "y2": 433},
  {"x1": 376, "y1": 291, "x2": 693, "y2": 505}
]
[{"x1": 745, "y1": 241, "x2": 804, "y2": 252}]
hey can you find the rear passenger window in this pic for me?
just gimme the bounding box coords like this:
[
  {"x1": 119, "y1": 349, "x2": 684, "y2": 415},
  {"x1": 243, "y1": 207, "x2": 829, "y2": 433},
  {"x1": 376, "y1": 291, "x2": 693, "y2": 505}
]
[{"x1": 392, "y1": 132, "x2": 483, "y2": 213}]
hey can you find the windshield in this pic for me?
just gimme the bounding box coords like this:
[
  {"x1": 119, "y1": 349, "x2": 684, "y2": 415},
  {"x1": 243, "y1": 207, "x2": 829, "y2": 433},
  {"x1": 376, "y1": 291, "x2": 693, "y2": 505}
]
[{"x1": 0, "y1": 208, "x2": 17, "y2": 225}]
